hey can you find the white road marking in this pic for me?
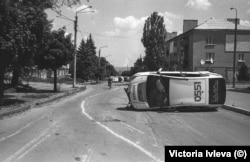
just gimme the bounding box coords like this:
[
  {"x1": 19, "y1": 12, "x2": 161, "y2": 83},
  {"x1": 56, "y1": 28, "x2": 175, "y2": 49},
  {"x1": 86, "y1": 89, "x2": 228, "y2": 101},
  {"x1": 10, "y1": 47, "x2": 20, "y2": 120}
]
[
  {"x1": 120, "y1": 122, "x2": 145, "y2": 135},
  {"x1": 0, "y1": 121, "x2": 34, "y2": 143},
  {"x1": 81, "y1": 149, "x2": 93, "y2": 162},
  {"x1": 81, "y1": 92, "x2": 163, "y2": 162},
  {"x1": 81, "y1": 155, "x2": 88, "y2": 162},
  {"x1": 81, "y1": 101, "x2": 93, "y2": 121},
  {"x1": 17, "y1": 134, "x2": 51, "y2": 161},
  {"x1": 3, "y1": 121, "x2": 58, "y2": 162},
  {"x1": 0, "y1": 115, "x2": 46, "y2": 143},
  {"x1": 149, "y1": 127, "x2": 159, "y2": 148},
  {"x1": 95, "y1": 121, "x2": 162, "y2": 162}
]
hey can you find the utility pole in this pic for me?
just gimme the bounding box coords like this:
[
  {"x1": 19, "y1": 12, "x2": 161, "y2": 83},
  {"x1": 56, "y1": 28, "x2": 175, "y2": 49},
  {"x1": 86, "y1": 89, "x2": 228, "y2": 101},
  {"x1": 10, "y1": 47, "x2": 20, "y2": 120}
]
[
  {"x1": 56, "y1": 6, "x2": 94, "y2": 88},
  {"x1": 230, "y1": 7, "x2": 238, "y2": 88},
  {"x1": 98, "y1": 45, "x2": 108, "y2": 83},
  {"x1": 73, "y1": 15, "x2": 78, "y2": 88}
]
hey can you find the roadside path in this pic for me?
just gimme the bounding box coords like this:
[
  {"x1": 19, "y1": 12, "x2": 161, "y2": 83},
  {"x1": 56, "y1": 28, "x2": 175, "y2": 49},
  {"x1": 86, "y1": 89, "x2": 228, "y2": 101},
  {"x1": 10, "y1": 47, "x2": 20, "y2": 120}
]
[{"x1": 0, "y1": 82, "x2": 86, "y2": 119}]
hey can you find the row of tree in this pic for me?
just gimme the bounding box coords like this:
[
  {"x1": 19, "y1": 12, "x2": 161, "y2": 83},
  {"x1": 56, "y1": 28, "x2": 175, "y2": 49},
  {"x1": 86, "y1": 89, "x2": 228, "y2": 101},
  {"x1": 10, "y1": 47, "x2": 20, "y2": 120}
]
[
  {"x1": 76, "y1": 35, "x2": 117, "y2": 81},
  {"x1": 0, "y1": 0, "x2": 116, "y2": 106},
  {"x1": 1, "y1": 0, "x2": 54, "y2": 105}
]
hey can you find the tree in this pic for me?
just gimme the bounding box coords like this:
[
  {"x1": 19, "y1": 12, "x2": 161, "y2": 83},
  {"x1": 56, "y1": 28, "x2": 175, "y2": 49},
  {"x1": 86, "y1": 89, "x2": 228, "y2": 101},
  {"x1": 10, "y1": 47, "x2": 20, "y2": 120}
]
[
  {"x1": 10, "y1": 1, "x2": 53, "y2": 86},
  {"x1": 238, "y1": 64, "x2": 250, "y2": 81},
  {"x1": 0, "y1": 0, "x2": 45, "y2": 104},
  {"x1": 35, "y1": 28, "x2": 74, "y2": 92},
  {"x1": 98, "y1": 57, "x2": 118, "y2": 80},
  {"x1": 0, "y1": 0, "x2": 53, "y2": 105},
  {"x1": 105, "y1": 64, "x2": 117, "y2": 77},
  {"x1": 76, "y1": 38, "x2": 96, "y2": 81},
  {"x1": 121, "y1": 70, "x2": 131, "y2": 77},
  {"x1": 85, "y1": 34, "x2": 99, "y2": 80},
  {"x1": 141, "y1": 12, "x2": 167, "y2": 71},
  {"x1": 130, "y1": 57, "x2": 144, "y2": 75},
  {"x1": 0, "y1": 0, "x2": 13, "y2": 105},
  {"x1": 76, "y1": 39, "x2": 87, "y2": 80},
  {"x1": 76, "y1": 34, "x2": 99, "y2": 81},
  {"x1": 9, "y1": 0, "x2": 86, "y2": 86},
  {"x1": 76, "y1": 34, "x2": 117, "y2": 81}
]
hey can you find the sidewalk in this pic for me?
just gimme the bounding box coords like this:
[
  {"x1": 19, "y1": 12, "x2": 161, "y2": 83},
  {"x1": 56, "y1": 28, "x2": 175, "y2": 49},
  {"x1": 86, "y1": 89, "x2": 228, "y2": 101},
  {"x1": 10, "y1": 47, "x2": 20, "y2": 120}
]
[
  {"x1": 222, "y1": 85, "x2": 250, "y2": 116},
  {"x1": 0, "y1": 82, "x2": 86, "y2": 119}
]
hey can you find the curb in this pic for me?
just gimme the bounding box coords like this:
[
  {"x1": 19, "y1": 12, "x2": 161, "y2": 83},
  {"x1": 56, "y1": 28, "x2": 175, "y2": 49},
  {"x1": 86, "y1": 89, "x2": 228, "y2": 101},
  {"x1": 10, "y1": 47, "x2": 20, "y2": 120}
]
[
  {"x1": 0, "y1": 86, "x2": 86, "y2": 119},
  {"x1": 35, "y1": 86, "x2": 86, "y2": 106},
  {"x1": 0, "y1": 105, "x2": 31, "y2": 119},
  {"x1": 221, "y1": 104, "x2": 250, "y2": 116}
]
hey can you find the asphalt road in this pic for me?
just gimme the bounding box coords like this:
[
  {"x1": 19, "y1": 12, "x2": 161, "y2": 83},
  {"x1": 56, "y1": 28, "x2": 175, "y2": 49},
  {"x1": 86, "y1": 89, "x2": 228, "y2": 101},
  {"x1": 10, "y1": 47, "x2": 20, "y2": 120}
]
[{"x1": 0, "y1": 83, "x2": 250, "y2": 162}]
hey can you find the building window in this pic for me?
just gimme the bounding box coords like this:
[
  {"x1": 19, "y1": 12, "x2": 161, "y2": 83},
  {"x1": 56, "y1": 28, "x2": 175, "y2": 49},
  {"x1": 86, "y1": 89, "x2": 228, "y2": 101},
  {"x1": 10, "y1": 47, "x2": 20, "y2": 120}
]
[
  {"x1": 206, "y1": 36, "x2": 215, "y2": 45},
  {"x1": 206, "y1": 52, "x2": 215, "y2": 64},
  {"x1": 238, "y1": 53, "x2": 245, "y2": 62},
  {"x1": 174, "y1": 41, "x2": 177, "y2": 47}
]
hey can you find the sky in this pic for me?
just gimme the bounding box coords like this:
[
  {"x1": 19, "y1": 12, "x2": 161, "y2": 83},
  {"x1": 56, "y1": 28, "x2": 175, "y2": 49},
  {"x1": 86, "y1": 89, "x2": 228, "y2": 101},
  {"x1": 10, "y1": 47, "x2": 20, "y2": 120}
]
[{"x1": 46, "y1": 0, "x2": 250, "y2": 68}]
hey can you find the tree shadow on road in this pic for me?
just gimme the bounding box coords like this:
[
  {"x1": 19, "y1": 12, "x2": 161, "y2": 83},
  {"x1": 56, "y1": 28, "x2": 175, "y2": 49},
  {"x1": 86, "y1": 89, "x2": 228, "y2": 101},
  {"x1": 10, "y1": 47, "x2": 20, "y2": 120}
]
[
  {"x1": 2, "y1": 85, "x2": 55, "y2": 107},
  {"x1": 5, "y1": 84, "x2": 55, "y2": 93},
  {"x1": 15, "y1": 85, "x2": 54, "y2": 93},
  {"x1": 2, "y1": 98, "x2": 26, "y2": 106}
]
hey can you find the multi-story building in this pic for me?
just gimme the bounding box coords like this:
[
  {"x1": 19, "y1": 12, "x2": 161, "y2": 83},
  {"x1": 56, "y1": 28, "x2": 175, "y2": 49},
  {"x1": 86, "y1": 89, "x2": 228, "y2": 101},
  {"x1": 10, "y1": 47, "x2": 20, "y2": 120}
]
[{"x1": 166, "y1": 17, "x2": 250, "y2": 82}]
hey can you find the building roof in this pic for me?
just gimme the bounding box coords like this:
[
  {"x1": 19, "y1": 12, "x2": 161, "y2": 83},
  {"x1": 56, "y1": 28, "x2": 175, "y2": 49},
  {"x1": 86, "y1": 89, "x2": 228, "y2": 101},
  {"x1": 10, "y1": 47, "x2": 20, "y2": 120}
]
[
  {"x1": 166, "y1": 17, "x2": 250, "y2": 43},
  {"x1": 195, "y1": 17, "x2": 250, "y2": 30}
]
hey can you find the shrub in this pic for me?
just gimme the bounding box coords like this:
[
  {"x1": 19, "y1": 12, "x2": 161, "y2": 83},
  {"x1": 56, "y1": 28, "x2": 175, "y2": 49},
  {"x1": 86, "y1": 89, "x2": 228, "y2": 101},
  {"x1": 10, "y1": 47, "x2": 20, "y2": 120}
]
[{"x1": 238, "y1": 64, "x2": 250, "y2": 81}]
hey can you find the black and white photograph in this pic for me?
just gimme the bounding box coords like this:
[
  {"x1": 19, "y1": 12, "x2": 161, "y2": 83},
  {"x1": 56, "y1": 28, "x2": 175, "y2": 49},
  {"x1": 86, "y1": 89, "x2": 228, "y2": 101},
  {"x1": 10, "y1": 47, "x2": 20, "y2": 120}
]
[{"x1": 0, "y1": 0, "x2": 250, "y2": 161}]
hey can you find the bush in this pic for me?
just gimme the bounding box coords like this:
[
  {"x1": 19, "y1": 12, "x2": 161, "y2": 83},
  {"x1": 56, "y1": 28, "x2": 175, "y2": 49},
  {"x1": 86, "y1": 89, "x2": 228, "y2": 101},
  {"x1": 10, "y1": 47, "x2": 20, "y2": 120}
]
[{"x1": 238, "y1": 64, "x2": 250, "y2": 81}]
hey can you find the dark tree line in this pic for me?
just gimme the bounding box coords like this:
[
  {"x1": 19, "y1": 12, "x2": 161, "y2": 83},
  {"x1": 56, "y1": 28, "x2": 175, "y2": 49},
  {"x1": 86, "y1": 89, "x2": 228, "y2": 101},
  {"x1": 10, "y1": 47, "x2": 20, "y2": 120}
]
[
  {"x1": 76, "y1": 35, "x2": 117, "y2": 81},
  {"x1": 0, "y1": 0, "x2": 55, "y2": 105},
  {"x1": 0, "y1": 0, "x2": 98, "y2": 105}
]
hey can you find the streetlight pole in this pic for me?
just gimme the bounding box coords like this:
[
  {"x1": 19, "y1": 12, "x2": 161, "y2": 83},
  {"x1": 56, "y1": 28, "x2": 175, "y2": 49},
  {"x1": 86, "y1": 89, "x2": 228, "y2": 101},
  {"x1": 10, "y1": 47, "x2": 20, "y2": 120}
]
[
  {"x1": 57, "y1": 6, "x2": 94, "y2": 88},
  {"x1": 73, "y1": 6, "x2": 93, "y2": 88},
  {"x1": 230, "y1": 7, "x2": 237, "y2": 88},
  {"x1": 73, "y1": 15, "x2": 78, "y2": 88}
]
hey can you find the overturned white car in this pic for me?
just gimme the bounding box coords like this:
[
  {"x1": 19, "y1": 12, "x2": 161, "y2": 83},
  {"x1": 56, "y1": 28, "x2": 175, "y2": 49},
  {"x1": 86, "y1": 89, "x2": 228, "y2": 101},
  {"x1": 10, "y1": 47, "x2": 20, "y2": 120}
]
[{"x1": 124, "y1": 70, "x2": 226, "y2": 110}]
